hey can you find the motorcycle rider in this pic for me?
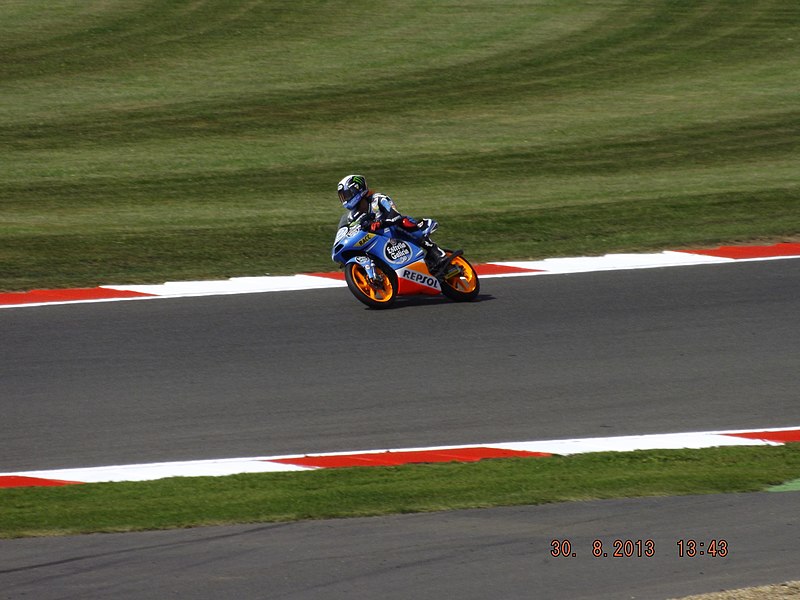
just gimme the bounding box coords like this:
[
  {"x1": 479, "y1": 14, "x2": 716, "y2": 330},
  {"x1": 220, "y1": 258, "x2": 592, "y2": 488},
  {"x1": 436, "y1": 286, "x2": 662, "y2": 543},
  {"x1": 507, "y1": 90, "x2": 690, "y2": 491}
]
[{"x1": 336, "y1": 174, "x2": 455, "y2": 275}]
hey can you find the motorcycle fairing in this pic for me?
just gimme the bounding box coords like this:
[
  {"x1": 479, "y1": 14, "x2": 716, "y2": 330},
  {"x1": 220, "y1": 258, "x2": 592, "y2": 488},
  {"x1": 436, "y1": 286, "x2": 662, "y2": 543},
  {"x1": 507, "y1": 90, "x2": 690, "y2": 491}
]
[
  {"x1": 397, "y1": 260, "x2": 441, "y2": 295},
  {"x1": 334, "y1": 221, "x2": 442, "y2": 297}
]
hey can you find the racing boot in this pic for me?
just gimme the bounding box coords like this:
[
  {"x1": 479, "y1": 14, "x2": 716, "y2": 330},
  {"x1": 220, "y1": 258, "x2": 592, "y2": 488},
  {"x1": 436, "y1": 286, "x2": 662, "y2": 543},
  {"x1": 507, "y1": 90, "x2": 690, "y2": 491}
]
[
  {"x1": 402, "y1": 218, "x2": 457, "y2": 277},
  {"x1": 423, "y1": 239, "x2": 460, "y2": 278}
]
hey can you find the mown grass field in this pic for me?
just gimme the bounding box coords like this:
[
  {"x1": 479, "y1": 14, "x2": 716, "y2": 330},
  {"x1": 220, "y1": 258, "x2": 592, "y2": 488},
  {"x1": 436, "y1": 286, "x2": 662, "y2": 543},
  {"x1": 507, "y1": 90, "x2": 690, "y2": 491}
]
[{"x1": 1, "y1": 0, "x2": 798, "y2": 290}]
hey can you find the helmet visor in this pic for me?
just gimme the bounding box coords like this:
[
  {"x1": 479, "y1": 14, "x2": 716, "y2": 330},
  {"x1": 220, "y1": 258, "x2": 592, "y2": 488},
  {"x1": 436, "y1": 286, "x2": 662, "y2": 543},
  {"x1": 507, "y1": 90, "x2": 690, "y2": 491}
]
[
  {"x1": 338, "y1": 186, "x2": 365, "y2": 209},
  {"x1": 338, "y1": 187, "x2": 355, "y2": 205}
]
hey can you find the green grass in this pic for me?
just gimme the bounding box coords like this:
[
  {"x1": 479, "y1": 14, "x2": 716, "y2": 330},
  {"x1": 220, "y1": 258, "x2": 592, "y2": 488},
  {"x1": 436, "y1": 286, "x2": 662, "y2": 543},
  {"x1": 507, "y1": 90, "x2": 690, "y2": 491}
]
[
  {"x1": 2, "y1": 445, "x2": 800, "y2": 538},
  {"x1": 1, "y1": 0, "x2": 799, "y2": 290}
]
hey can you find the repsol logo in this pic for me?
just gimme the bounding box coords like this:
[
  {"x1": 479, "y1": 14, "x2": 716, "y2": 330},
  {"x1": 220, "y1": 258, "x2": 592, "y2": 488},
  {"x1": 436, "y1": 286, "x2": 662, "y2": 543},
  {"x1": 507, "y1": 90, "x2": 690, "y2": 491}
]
[{"x1": 401, "y1": 269, "x2": 440, "y2": 289}]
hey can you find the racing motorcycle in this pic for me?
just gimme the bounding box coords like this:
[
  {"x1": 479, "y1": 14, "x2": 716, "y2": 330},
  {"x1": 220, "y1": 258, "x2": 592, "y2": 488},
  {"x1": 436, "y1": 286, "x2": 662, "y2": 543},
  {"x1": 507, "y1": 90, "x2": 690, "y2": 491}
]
[{"x1": 332, "y1": 217, "x2": 480, "y2": 308}]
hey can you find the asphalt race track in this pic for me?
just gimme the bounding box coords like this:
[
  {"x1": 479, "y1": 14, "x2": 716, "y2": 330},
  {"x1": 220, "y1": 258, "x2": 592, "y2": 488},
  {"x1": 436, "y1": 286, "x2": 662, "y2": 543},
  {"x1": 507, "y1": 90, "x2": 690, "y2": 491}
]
[
  {"x1": 2, "y1": 492, "x2": 798, "y2": 600},
  {"x1": 2, "y1": 259, "x2": 799, "y2": 598},
  {"x1": 3, "y1": 259, "x2": 799, "y2": 471}
]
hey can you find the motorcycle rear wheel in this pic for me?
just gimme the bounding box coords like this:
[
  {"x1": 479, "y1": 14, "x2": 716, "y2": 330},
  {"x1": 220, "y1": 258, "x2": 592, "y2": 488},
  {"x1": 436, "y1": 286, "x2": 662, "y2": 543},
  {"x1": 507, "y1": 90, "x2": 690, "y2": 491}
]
[
  {"x1": 439, "y1": 254, "x2": 480, "y2": 302},
  {"x1": 344, "y1": 260, "x2": 398, "y2": 309}
]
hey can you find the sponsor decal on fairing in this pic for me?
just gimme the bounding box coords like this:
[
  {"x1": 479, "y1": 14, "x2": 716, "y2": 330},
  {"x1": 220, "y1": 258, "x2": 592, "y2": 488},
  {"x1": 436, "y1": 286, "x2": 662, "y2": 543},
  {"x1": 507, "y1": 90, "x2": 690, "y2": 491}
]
[
  {"x1": 384, "y1": 239, "x2": 412, "y2": 264},
  {"x1": 355, "y1": 233, "x2": 375, "y2": 247},
  {"x1": 399, "y1": 268, "x2": 441, "y2": 290}
]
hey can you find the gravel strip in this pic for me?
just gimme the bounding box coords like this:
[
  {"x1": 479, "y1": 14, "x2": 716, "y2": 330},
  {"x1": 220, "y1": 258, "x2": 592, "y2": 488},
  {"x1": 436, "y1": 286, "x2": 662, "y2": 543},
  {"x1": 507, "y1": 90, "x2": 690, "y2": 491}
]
[{"x1": 672, "y1": 581, "x2": 800, "y2": 599}]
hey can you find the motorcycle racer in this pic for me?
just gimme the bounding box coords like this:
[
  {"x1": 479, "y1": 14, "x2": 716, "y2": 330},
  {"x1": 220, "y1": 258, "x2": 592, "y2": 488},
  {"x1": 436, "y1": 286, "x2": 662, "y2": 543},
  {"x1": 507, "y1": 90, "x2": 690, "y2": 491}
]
[{"x1": 336, "y1": 174, "x2": 452, "y2": 275}]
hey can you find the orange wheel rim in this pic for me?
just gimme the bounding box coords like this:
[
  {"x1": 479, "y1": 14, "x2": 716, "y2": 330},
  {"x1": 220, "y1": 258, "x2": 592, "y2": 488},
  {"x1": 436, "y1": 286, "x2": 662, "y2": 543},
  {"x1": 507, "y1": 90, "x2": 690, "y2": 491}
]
[
  {"x1": 443, "y1": 256, "x2": 477, "y2": 293},
  {"x1": 351, "y1": 265, "x2": 394, "y2": 302}
]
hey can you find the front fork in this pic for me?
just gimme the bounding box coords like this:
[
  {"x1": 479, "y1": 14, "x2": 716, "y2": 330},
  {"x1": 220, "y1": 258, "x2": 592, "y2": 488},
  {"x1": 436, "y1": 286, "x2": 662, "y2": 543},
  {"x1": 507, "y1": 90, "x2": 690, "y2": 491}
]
[{"x1": 354, "y1": 255, "x2": 379, "y2": 281}]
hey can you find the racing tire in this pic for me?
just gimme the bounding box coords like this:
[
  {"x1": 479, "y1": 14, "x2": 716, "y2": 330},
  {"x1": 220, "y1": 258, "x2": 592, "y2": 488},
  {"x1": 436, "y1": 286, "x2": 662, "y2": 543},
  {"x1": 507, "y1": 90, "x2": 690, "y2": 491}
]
[
  {"x1": 344, "y1": 259, "x2": 398, "y2": 309},
  {"x1": 438, "y1": 253, "x2": 480, "y2": 302}
]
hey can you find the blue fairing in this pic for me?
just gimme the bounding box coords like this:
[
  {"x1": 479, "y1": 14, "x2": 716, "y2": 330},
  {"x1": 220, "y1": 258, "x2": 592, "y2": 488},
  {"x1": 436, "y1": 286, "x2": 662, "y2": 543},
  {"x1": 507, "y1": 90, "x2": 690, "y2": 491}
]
[{"x1": 332, "y1": 221, "x2": 426, "y2": 269}]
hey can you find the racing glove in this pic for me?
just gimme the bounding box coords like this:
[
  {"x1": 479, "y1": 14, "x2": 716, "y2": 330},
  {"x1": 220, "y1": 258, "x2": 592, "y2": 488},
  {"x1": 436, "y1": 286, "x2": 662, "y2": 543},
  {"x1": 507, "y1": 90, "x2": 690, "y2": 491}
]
[{"x1": 400, "y1": 217, "x2": 420, "y2": 230}]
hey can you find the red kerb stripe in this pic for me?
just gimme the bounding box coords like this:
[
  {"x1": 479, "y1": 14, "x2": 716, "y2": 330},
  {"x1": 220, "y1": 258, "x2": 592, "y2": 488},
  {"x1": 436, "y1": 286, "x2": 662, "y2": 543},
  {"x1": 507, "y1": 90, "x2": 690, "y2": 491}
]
[
  {"x1": 681, "y1": 243, "x2": 800, "y2": 260},
  {"x1": 0, "y1": 476, "x2": 83, "y2": 488},
  {"x1": 475, "y1": 264, "x2": 543, "y2": 275},
  {"x1": 726, "y1": 429, "x2": 800, "y2": 444},
  {"x1": 270, "y1": 447, "x2": 551, "y2": 468},
  {"x1": 0, "y1": 288, "x2": 154, "y2": 306}
]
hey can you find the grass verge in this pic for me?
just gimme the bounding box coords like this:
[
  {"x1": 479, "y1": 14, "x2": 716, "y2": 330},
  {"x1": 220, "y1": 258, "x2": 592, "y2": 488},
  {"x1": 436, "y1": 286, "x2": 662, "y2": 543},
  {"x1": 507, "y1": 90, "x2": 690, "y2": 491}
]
[{"x1": 2, "y1": 445, "x2": 799, "y2": 539}]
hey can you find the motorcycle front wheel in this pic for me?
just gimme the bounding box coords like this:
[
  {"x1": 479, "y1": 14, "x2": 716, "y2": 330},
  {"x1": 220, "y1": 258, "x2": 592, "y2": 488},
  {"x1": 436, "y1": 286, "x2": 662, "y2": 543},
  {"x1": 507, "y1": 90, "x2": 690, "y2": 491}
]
[
  {"x1": 344, "y1": 260, "x2": 398, "y2": 309},
  {"x1": 439, "y1": 254, "x2": 480, "y2": 302}
]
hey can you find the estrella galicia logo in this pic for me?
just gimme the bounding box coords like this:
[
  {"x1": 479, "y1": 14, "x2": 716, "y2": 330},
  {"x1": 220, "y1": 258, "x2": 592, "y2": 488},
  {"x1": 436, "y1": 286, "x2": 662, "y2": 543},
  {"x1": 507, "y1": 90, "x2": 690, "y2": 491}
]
[{"x1": 384, "y1": 239, "x2": 412, "y2": 263}]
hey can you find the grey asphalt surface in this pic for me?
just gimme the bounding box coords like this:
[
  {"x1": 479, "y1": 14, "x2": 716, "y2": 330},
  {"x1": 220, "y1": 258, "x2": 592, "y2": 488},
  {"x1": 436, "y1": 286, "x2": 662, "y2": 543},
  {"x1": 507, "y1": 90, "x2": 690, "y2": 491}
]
[
  {"x1": 1, "y1": 259, "x2": 799, "y2": 599},
  {"x1": 2, "y1": 260, "x2": 799, "y2": 471},
  {"x1": 1, "y1": 492, "x2": 798, "y2": 600}
]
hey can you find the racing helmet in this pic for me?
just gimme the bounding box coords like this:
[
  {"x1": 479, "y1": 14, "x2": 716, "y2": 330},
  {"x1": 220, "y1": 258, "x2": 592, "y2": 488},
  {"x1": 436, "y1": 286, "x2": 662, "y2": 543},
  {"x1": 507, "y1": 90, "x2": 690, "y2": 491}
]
[{"x1": 337, "y1": 174, "x2": 368, "y2": 210}]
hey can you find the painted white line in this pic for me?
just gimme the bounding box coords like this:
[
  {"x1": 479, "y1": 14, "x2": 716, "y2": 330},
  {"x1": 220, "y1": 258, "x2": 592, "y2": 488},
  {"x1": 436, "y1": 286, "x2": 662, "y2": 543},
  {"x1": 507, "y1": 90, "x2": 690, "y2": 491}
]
[
  {"x1": 7, "y1": 458, "x2": 311, "y2": 484},
  {"x1": 496, "y1": 251, "x2": 731, "y2": 275},
  {"x1": 104, "y1": 274, "x2": 346, "y2": 297},
  {"x1": 494, "y1": 432, "x2": 775, "y2": 456}
]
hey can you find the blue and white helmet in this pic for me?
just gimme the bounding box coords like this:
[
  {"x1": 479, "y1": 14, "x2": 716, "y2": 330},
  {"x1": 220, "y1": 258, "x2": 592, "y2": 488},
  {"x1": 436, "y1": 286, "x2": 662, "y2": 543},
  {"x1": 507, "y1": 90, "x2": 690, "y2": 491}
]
[{"x1": 337, "y1": 174, "x2": 369, "y2": 210}]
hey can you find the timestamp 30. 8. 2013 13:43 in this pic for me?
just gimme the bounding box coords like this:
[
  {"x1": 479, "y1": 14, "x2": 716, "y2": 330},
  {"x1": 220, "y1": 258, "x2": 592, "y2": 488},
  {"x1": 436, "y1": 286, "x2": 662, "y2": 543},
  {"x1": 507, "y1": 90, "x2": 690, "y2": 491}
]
[{"x1": 550, "y1": 539, "x2": 728, "y2": 559}]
